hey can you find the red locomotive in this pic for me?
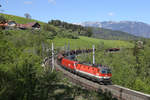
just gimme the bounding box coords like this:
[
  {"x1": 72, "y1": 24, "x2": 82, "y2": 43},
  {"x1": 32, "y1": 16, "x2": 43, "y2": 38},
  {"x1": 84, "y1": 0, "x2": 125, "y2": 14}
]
[{"x1": 57, "y1": 49, "x2": 112, "y2": 84}]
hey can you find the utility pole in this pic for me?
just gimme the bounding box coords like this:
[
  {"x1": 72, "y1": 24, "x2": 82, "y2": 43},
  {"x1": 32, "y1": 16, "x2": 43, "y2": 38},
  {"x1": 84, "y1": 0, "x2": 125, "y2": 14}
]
[
  {"x1": 75, "y1": 49, "x2": 76, "y2": 58},
  {"x1": 42, "y1": 42, "x2": 45, "y2": 58},
  {"x1": 68, "y1": 42, "x2": 70, "y2": 58},
  {"x1": 52, "y1": 42, "x2": 54, "y2": 72},
  {"x1": 93, "y1": 45, "x2": 95, "y2": 65},
  {"x1": 65, "y1": 42, "x2": 67, "y2": 53}
]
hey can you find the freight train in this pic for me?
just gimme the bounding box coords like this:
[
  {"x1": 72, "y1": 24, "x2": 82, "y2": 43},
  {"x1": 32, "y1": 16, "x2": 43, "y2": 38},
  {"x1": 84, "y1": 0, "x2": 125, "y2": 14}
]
[{"x1": 57, "y1": 49, "x2": 112, "y2": 85}]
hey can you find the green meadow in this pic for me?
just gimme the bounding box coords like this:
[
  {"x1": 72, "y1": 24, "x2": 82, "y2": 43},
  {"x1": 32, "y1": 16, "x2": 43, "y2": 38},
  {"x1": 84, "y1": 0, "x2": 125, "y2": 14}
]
[
  {"x1": 0, "y1": 13, "x2": 45, "y2": 25},
  {"x1": 51, "y1": 36, "x2": 133, "y2": 49}
]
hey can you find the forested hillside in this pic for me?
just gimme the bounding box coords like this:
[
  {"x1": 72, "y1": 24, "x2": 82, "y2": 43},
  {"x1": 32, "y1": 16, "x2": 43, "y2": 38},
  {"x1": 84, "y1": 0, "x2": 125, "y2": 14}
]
[
  {"x1": 92, "y1": 27, "x2": 141, "y2": 40},
  {"x1": 48, "y1": 20, "x2": 93, "y2": 37}
]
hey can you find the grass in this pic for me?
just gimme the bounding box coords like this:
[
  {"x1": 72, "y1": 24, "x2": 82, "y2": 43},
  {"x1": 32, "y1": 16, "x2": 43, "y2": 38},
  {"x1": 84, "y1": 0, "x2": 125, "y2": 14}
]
[
  {"x1": 51, "y1": 36, "x2": 134, "y2": 50},
  {"x1": 0, "y1": 13, "x2": 45, "y2": 25}
]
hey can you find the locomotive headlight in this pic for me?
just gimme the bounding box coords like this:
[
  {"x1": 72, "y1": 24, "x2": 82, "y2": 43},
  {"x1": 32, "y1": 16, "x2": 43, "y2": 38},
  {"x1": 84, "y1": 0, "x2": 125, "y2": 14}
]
[{"x1": 104, "y1": 77, "x2": 110, "y2": 79}]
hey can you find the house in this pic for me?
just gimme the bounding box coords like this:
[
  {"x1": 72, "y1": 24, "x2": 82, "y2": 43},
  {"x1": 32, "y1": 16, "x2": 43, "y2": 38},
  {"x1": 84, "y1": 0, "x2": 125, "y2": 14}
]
[
  {"x1": 6, "y1": 20, "x2": 17, "y2": 29},
  {"x1": 26, "y1": 22, "x2": 40, "y2": 30},
  {"x1": 0, "y1": 20, "x2": 17, "y2": 29},
  {"x1": 16, "y1": 24, "x2": 26, "y2": 30},
  {"x1": 17, "y1": 22, "x2": 40, "y2": 30},
  {"x1": 7, "y1": 20, "x2": 17, "y2": 27},
  {"x1": 137, "y1": 41, "x2": 143, "y2": 49},
  {"x1": 0, "y1": 23, "x2": 8, "y2": 29},
  {"x1": 0, "y1": 20, "x2": 8, "y2": 29}
]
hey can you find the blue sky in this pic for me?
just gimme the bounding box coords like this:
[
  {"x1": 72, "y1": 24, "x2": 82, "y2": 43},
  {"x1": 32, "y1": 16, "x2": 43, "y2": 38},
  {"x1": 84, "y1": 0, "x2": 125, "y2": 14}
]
[{"x1": 1, "y1": 0, "x2": 150, "y2": 24}]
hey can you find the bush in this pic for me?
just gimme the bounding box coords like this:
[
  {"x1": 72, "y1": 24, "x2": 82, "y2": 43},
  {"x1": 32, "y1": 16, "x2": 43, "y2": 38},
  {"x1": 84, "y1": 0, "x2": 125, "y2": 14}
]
[
  {"x1": 43, "y1": 24, "x2": 57, "y2": 36},
  {"x1": 0, "y1": 15, "x2": 6, "y2": 23}
]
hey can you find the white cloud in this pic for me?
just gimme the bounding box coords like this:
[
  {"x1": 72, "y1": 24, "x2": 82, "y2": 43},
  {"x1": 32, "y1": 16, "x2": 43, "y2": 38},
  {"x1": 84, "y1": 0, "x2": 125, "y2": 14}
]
[
  {"x1": 24, "y1": 1, "x2": 32, "y2": 5},
  {"x1": 108, "y1": 12, "x2": 115, "y2": 16},
  {"x1": 48, "y1": 0, "x2": 56, "y2": 4},
  {"x1": 5, "y1": 0, "x2": 9, "y2": 3}
]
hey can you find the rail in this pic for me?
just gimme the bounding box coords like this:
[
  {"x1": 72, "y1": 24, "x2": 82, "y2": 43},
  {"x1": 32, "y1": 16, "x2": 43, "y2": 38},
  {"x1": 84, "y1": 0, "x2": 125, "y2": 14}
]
[{"x1": 55, "y1": 60, "x2": 150, "y2": 100}]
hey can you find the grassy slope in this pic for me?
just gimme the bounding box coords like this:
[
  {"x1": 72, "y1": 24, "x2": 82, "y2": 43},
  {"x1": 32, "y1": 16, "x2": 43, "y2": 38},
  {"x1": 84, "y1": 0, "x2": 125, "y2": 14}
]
[
  {"x1": 0, "y1": 13, "x2": 45, "y2": 25},
  {"x1": 52, "y1": 36, "x2": 133, "y2": 49}
]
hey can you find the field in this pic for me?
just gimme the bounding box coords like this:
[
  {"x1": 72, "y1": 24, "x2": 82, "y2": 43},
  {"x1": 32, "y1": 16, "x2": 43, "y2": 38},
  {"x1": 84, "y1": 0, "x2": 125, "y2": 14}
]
[
  {"x1": 0, "y1": 13, "x2": 45, "y2": 25},
  {"x1": 51, "y1": 36, "x2": 133, "y2": 49}
]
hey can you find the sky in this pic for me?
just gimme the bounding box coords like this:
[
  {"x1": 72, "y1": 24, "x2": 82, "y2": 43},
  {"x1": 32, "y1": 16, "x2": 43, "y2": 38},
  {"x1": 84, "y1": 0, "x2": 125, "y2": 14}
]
[{"x1": 1, "y1": 0, "x2": 150, "y2": 24}]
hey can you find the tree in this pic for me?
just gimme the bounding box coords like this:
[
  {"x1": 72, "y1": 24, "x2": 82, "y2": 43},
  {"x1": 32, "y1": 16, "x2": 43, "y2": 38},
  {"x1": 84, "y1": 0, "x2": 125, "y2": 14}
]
[
  {"x1": 0, "y1": 4, "x2": 4, "y2": 12},
  {"x1": 86, "y1": 27, "x2": 93, "y2": 37},
  {"x1": 24, "y1": 13, "x2": 31, "y2": 19},
  {"x1": 0, "y1": 15, "x2": 6, "y2": 24}
]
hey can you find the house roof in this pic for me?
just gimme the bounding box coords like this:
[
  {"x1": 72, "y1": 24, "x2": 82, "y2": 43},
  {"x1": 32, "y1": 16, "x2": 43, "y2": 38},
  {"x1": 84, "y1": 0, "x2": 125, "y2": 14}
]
[
  {"x1": 0, "y1": 20, "x2": 16, "y2": 27},
  {"x1": 7, "y1": 20, "x2": 16, "y2": 24},
  {"x1": 17, "y1": 22, "x2": 40, "y2": 29},
  {"x1": 0, "y1": 20, "x2": 40, "y2": 29},
  {"x1": 0, "y1": 23, "x2": 8, "y2": 27}
]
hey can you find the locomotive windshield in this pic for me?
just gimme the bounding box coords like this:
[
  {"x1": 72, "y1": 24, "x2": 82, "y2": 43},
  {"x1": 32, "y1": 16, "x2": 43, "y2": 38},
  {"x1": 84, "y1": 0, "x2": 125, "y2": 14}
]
[
  {"x1": 107, "y1": 69, "x2": 111, "y2": 74},
  {"x1": 101, "y1": 69, "x2": 111, "y2": 74}
]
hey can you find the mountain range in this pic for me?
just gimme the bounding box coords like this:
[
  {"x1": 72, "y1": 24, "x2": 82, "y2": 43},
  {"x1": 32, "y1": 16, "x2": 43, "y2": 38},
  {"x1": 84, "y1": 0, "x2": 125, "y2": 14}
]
[{"x1": 76, "y1": 21, "x2": 150, "y2": 38}]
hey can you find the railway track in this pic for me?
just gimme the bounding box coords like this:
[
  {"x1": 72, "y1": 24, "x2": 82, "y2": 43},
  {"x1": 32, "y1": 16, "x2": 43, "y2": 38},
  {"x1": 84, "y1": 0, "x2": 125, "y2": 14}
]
[{"x1": 54, "y1": 60, "x2": 150, "y2": 100}]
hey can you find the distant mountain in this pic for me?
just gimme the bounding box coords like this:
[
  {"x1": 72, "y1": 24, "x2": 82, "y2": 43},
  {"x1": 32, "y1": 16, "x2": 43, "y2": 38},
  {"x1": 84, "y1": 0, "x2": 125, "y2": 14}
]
[
  {"x1": 77, "y1": 21, "x2": 150, "y2": 38},
  {"x1": 91, "y1": 27, "x2": 140, "y2": 40}
]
